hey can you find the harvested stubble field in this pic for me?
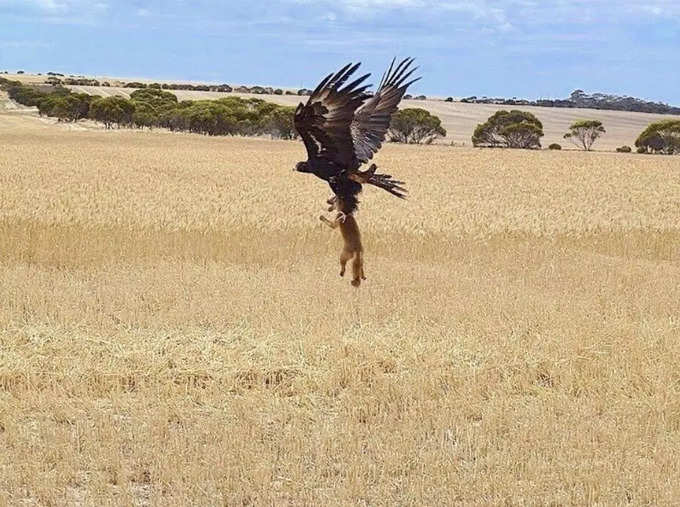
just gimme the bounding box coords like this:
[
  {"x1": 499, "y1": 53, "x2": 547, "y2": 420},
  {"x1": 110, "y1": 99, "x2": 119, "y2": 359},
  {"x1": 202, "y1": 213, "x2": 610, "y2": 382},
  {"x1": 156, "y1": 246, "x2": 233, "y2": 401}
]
[{"x1": 1, "y1": 105, "x2": 680, "y2": 505}]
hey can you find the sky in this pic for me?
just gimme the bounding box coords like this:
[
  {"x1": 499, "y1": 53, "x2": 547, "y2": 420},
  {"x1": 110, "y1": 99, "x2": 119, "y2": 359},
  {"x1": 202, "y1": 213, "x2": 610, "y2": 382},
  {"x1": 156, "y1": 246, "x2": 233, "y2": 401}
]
[{"x1": 1, "y1": 0, "x2": 679, "y2": 104}]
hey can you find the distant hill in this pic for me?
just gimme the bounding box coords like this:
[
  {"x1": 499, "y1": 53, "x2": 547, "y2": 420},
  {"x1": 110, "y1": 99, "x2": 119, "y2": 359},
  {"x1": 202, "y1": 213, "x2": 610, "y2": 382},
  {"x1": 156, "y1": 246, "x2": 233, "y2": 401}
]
[
  {"x1": 4, "y1": 72, "x2": 680, "y2": 149},
  {"x1": 460, "y1": 89, "x2": 680, "y2": 116}
]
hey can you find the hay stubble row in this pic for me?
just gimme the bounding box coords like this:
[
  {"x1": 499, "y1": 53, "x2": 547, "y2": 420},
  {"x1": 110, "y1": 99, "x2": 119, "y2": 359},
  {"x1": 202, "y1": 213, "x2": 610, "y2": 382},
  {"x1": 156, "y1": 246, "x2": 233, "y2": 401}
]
[{"x1": 1, "y1": 110, "x2": 680, "y2": 504}]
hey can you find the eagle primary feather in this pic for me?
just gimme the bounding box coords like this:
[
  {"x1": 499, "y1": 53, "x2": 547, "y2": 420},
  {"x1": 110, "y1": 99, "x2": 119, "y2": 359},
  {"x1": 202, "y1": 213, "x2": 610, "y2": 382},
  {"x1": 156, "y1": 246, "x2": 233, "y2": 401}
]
[{"x1": 351, "y1": 57, "x2": 421, "y2": 163}]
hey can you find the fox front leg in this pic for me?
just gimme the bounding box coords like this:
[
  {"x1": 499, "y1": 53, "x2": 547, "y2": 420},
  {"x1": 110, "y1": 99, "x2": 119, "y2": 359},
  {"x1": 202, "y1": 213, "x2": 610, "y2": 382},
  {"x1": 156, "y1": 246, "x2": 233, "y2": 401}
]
[{"x1": 319, "y1": 215, "x2": 339, "y2": 229}]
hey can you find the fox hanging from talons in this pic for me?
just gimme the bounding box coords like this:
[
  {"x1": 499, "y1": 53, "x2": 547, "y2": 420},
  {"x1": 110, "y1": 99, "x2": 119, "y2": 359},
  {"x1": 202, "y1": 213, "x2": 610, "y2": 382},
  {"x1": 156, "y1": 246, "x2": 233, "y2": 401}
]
[{"x1": 320, "y1": 195, "x2": 365, "y2": 287}]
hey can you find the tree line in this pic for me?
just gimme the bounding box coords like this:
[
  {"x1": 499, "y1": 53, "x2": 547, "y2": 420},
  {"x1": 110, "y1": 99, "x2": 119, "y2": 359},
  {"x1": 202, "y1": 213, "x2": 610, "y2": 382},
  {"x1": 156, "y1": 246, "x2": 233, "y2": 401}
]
[
  {"x1": 1, "y1": 78, "x2": 297, "y2": 138},
  {"x1": 2, "y1": 77, "x2": 677, "y2": 153},
  {"x1": 471, "y1": 109, "x2": 679, "y2": 154},
  {"x1": 0, "y1": 77, "x2": 444, "y2": 143},
  {"x1": 461, "y1": 89, "x2": 680, "y2": 116}
]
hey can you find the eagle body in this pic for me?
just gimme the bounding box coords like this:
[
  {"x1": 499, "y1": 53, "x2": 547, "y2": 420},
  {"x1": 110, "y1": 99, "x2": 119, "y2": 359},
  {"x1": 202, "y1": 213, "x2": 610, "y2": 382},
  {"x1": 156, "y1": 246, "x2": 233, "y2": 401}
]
[{"x1": 295, "y1": 160, "x2": 362, "y2": 213}]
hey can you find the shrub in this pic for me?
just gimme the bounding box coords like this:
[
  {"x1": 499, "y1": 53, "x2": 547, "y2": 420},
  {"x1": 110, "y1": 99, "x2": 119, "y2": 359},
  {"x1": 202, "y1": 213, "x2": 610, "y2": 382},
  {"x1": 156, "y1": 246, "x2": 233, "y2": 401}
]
[
  {"x1": 472, "y1": 110, "x2": 544, "y2": 149},
  {"x1": 616, "y1": 145, "x2": 632, "y2": 153},
  {"x1": 264, "y1": 106, "x2": 297, "y2": 139},
  {"x1": 445, "y1": 97, "x2": 453, "y2": 102},
  {"x1": 124, "y1": 82, "x2": 147, "y2": 89},
  {"x1": 637, "y1": 146, "x2": 647, "y2": 154},
  {"x1": 64, "y1": 78, "x2": 100, "y2": 86},
  {"x1": 2, "y1": 78, "x2": 307, "y2": 140},
  {"x1": 548, "y1": 143, "x2": 561, "y2": 150},
  {"x1": 130, "y1": 87, "x2": 178, "y2": 109},
  {"x1": 274, "y1": 89, "x2": 283, "y2": 95},
  {"x1": 389, "y1": 108, "x2": 446, "y2": 144},
  {"x1": 6, "y1": 83, "x2": 49, "y2": 106},
  {"x1": 634, "y1": 120, "x2": 680, "y2": 154},
  {"x1": 89, "y1": 96, "x2": 135, "y2": 128},
  {"x1": 563, "y1": 120, "x2": 606, "y2": 151},
  {"x1": 33, "y1": 89, "x2": 93, "y2": 121}
]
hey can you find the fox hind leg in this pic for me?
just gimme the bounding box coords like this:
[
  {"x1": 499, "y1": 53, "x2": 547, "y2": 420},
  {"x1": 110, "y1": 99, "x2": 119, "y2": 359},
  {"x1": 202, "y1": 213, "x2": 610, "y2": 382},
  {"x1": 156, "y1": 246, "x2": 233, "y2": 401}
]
[
  {"x1": 350, "y1": 252, "x2": 363, "y2": 287},
  {"x1": 339, "y1": 249, "x2": 352, "y2": 277}
]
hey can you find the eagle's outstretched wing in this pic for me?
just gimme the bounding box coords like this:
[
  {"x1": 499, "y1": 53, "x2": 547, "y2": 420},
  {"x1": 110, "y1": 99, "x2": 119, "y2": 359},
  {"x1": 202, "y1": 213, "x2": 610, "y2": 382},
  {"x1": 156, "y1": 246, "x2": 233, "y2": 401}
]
[
  {"x1": 350, "y1": 57, "x2": 420, "y2": 163},
  {"x1": 294, "y1": 63, "x2": 371, "y2": 171}
]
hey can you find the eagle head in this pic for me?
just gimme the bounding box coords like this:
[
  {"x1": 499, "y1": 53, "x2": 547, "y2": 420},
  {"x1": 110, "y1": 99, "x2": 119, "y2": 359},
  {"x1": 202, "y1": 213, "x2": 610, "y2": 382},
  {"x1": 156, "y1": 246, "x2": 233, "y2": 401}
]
[{"x1": 294, "y1": 161, "x2": 311, "y2": 173}]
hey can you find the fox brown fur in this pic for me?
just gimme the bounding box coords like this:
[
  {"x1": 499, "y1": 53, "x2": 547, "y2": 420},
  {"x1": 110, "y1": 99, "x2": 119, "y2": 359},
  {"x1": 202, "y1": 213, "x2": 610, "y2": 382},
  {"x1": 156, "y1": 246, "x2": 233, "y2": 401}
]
[{"x1": 320, "y1": 196, "x2": 366, "y2": 287}]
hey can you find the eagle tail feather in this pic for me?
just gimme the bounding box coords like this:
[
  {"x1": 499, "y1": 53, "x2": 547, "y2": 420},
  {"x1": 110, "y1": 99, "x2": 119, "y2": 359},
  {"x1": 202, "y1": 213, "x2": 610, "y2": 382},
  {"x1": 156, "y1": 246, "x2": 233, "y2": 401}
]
[{"x1": 368, "y1": 172, "x2": 408, "y2": 199}]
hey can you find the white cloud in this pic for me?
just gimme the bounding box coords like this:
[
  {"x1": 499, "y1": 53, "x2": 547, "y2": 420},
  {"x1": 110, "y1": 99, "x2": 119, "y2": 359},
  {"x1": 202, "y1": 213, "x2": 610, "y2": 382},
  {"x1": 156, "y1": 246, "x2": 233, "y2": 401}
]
[
  {"x1": 0, "y1": 0, "x2": 109, "y2": 22},
  {"x1": 292, "y1": 0, "x2": 680, "y2": 24}
]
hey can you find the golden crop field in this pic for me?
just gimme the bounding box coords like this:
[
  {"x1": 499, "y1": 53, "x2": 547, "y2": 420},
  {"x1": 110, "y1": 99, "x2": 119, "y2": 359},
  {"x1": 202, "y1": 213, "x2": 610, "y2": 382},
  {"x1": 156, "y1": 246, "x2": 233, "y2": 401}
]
[{"x1": 2, "y1": 102, "x2": 680, "y2": 505}]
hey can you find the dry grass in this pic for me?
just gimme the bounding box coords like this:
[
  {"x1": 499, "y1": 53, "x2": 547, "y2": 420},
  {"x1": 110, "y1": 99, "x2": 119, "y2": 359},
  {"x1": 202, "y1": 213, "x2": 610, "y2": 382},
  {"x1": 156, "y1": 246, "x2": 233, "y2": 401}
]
[{"x1": 1, "y1": 105, "x2": 680, "y2": 505}]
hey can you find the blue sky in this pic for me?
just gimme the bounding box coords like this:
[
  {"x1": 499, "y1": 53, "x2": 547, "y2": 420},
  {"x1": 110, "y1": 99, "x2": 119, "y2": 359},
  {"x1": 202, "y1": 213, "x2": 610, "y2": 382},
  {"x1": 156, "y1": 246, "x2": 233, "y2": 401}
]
[{"x1": 1, "y1": 0, "x2": 679, "y2": 104}]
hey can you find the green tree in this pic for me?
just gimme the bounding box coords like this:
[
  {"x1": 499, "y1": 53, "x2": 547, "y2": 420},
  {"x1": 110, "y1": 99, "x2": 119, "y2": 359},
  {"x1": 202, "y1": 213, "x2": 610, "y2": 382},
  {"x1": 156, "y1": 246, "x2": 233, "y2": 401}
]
[
  {"x1": 129, "y1": 88, "x2": 178, "y2": 128},
  {"x1": 129, "y1": 88, "x2": 178, "y2": 109},
  {"x1": 49, "y1": 97, "x2": 72, "y2": 122},
  {"x1": 472, "y1": 110, "x2": 544, "y2": 149},
  {"x1": 6, "y1": 83, "x2": 46, "y2": 106},
  {"x1": 264, "y1": 106, "x2": 297, "y2": 139},
  {"x1": 389, "y1": 108, "x2": 446, "y2": 144},
  {"x1": 89, "y1": 96, "x2": 135, "y2": 128},
  {"x1": 37, "y1": 92, "x2": 92, "y2": 121},
  {"x1": 635, "y1": 120, "x2": 680, "y2": 154},
  {"x1": 563, "y1": 119, "x2": 606, "y2": 151},
  {"x1": 132, "y1": 102, "x2": 158, "y2": 129}
]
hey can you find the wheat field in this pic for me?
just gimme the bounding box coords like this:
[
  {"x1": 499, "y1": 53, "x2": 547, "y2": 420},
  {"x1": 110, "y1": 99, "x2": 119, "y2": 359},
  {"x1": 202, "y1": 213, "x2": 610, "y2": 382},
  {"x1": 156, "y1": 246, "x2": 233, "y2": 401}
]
[{"x1": 1, "y1": 101, "x2": 680, "y2": 505}]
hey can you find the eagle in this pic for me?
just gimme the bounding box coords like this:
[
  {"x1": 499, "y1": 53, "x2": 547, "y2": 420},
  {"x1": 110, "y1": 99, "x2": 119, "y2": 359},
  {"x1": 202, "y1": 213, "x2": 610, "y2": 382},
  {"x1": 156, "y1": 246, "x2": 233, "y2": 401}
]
[
  {"x1": 293, "y1": 58, "x2": 420, "y2": 287},
  {"x1": 293, "y1": 57, "x2": 420, "y2": 217}
]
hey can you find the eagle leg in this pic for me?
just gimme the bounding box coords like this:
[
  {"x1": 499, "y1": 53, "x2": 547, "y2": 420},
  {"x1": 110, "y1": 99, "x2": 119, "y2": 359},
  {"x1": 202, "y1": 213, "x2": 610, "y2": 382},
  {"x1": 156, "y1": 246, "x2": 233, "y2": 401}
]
[{"x1": 348, "y1": 163, "x2": 378, "y2": 184}]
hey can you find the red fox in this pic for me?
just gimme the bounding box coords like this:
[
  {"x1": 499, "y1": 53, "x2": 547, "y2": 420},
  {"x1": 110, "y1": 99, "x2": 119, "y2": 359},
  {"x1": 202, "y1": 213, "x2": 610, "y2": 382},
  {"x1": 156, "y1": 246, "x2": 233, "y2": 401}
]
[{"x1": 320, "y1": 196, "x2": 366, "y2": 287}]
